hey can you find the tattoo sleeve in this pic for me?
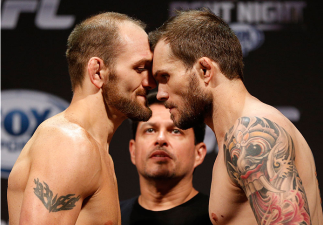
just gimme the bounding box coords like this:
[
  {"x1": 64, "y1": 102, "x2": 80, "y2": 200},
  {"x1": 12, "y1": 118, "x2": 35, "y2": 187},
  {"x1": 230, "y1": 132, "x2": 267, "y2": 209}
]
[
  {"x1": 33, "y1": 178, "x2": 80, "y2": 212},
  {"x1": 224, "y1": 117, "x2": 311, "y2": 225}
]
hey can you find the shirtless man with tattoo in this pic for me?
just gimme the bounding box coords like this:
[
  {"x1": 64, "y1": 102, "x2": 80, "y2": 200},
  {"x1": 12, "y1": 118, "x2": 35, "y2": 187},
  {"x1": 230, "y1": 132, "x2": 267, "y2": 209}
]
[
  {"x1": 7, "y1": 12, "x2": 156, "y2": 225},
  {"x1": 149, "y1": 9, "x2": 323, "y2": 225}
]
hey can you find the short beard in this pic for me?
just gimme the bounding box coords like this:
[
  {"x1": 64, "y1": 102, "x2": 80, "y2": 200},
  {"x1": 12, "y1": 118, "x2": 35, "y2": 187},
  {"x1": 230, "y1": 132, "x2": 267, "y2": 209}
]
[
  {"x1": 167, "y1": 72, "x2": 213, "y2": 130},
  {"x1": 144, "y1": 169, "x2": 176, "y2": 181},
  {"x1": 102, "y1": 70, "x2": 152, "y2": 121}
]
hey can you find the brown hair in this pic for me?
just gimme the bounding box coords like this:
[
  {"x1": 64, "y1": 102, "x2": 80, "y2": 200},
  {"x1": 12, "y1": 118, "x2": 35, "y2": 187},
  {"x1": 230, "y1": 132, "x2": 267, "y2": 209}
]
[
  {"x1": 149, "y1": 8, "x2": 244, "y2": 80},
  {"x1": 66, "y1": 12, "x2": 146, "y2": 91}
]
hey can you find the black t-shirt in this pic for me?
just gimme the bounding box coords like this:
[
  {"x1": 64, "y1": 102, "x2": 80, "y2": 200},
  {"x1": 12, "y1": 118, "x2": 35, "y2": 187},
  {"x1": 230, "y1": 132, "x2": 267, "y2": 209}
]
[{"x1": 120, "y1": 192, "x2": 212, "y2": 225}]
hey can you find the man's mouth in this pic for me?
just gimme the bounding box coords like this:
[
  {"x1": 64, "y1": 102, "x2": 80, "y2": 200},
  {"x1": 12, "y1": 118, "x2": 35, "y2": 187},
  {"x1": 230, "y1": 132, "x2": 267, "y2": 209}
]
[
  {"x1": 150, "y1": 150, "x2": 171, "y2": 159},
  {"x1": 137, "y1": 95, "x2": 146, "y2": 100},
  {"x1": 136, "y1": 88, "x2": 148, "y2": 97},
  {"x1": 164, "y1": 102, "x2": 176, "y2": 110}
]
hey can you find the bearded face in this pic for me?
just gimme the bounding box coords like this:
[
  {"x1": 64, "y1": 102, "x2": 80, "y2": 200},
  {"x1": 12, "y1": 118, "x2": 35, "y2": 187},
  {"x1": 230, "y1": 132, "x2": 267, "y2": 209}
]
[
  {"x1": 166, "y1": 72, "x2": 213, "y2": 130},
  {"x1": 102, "y1": 69, "x2": 152, "y2": 121}
]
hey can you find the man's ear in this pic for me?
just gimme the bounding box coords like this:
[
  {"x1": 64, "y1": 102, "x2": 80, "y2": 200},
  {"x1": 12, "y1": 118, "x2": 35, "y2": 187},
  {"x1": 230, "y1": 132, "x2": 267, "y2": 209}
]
[
  {"x1": 193, "y1": 142, "x2": 207, "y2": 169},
  {"x1": 196, "y1": 57, "x2": 214, "y2": 85},
  {"x1": 129, "y1": 139, "x2": 136, "y2": 165},
  {"x1": 87, "y1": 57, "x2": 107, "y2": 89}
]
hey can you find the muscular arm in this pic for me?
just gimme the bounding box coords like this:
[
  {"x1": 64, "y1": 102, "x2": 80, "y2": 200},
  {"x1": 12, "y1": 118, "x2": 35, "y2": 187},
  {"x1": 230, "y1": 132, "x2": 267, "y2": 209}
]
[
  {"x1": 32, "y1": 178, "x2": 80, "y2": 212},
  {"x1": 224, "y1": 117, "x2": 311, "y2": 225},
  {"x1": 19, "y1": 129, "x2": 100, "y2": 225}
]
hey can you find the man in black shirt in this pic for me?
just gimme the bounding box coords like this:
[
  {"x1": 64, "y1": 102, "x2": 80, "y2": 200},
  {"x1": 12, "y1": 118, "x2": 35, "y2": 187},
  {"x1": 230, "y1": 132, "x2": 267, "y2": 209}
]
[{"x1": 120, "y1": 92, "x2": 212, "y2": 225}]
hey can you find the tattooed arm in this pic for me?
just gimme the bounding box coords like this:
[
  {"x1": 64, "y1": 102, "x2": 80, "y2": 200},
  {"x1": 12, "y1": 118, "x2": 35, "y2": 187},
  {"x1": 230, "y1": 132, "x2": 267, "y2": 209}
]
[
  {"x1": 224, "y1": 117, "x2": 311, "y2": 225},
  {"x1": 18, "y1": 129, "x2": 101, "y2": 225}
]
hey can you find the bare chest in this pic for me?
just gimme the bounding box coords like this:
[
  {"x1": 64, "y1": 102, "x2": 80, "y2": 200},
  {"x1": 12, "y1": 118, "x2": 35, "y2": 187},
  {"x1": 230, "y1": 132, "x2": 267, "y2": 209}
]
[
  {"x1": 77, "y1": 187, "x2": 120, "y2": 225},
  {"x1": 209, "y1": 150, "x2": 257, "y2": 225},
  {"x1": 77, "y1": 154, "x2": 121, "y2": 225}
]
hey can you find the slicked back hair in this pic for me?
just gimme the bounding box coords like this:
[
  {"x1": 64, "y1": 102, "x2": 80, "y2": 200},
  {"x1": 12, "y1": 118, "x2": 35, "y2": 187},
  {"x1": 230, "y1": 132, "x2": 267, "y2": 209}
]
[
  {"x1": 149, "y1": 8, "x2": 244, "y2": 80},
  {"x1": 66, "y1": 12, "x2": 146, "y2": 91},
  {"x1": 131, "y1": 92, "x2": 206, "y2": 145}
]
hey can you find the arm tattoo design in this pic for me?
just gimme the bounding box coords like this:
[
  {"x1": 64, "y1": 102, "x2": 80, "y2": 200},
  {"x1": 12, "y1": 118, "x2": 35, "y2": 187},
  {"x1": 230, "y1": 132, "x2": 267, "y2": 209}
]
[
  {"x1": 224, "y1": 117, "x2": 311, "y2": 225},
  {"x1": 33, "y1": 178, "x2": 80, "y2": 212}
]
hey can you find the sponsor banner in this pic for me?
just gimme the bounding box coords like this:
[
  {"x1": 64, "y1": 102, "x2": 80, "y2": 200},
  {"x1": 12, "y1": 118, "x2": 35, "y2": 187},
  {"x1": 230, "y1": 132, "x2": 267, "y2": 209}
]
[
  {"x1": 1, "y1": 89, "x2": 69, "y2": 178},
  {"x1": 169, "y1": 1, "x2": 307, "y2": 29},
  {"x1": 1, "y1": 0, "x2": 76, "y2": 29},
  {"x1": 169, "y1": 1, "x2": 306, "y2": 55}
]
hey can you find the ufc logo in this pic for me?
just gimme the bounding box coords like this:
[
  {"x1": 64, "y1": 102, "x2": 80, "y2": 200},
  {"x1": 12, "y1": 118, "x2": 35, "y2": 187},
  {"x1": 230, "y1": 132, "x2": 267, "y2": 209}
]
[{"x1": 1, "y1": 0, "x2": 75, "y2": 29}]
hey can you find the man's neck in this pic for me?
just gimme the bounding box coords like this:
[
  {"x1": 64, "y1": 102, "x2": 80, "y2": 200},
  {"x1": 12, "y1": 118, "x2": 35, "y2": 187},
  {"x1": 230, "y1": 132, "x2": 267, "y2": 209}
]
[
  {"x1": 205, "y1": 78, "x2": 251, "y2": 147},
  {"x1": 138, "y1": 176, "x2": 198, "y2": 211},
  {"x1": 66, "y1": 89, "x2": 126, "y2": 147}
]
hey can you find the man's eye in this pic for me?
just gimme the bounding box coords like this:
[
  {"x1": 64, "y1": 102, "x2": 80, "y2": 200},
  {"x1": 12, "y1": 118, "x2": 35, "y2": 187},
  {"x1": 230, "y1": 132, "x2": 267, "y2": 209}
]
[
  {"x1": 145, "y1": 128, "x2": 154, "y2": 133},
  {"x1": 162, "y1": 74, "x2": 169, "y2": 79},
  {"x1": 172, "y1": 129, "x2": 181, "y2": 134},
  {"x1": 157, "y1": 74, "x2": 169, "y2": 82},
  {"x1": 136, "y1": 68, "x2": 146, "y2": 73}
]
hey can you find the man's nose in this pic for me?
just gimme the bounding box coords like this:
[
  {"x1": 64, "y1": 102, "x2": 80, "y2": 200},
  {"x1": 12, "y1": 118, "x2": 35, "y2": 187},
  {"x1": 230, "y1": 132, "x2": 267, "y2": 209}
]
[
  {"x1": 142, "y1": 71, "x2": 157, "y2": 90},
  {"x1": 155, "y1": 130, "x2": 168, "y2": 147},
  {"x1": 156, "y1": 86, "x2": 169, "y2": 101}
]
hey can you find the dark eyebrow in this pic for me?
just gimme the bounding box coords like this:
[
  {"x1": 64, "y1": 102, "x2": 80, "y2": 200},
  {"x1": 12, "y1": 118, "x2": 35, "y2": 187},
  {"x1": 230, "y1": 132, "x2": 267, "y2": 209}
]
[
  {"x1": 132, "y1": 59, "x2": 152, "y2": 67},
  {"x1": 153, "y1": 69, "x2": 168, "y2": 78}
]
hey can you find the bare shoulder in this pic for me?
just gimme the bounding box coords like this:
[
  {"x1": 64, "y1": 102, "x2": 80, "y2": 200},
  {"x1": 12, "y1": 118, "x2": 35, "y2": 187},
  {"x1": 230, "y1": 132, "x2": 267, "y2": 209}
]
[
  {"x1": 243, "y1": 98, "x2": 290, "y2": 123},
  {"x1": 241, "y1": 99, "x2": 302, "y2": 141},
  {"x1": 242, "y1": 101, "x2": 311, "y2": 152},
  {"x1": 32, "y1": 114, "x2": 99, "y2": 155},
  {"x1": 28, "y1": 115, "x2": 102, "y2": 193}
]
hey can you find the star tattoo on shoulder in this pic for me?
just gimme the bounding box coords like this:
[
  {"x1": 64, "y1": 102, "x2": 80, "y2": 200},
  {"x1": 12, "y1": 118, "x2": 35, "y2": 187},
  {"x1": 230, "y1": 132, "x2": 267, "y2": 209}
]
[{"x1": 33, "y1": 178, "x2": 80, "y2": 212}]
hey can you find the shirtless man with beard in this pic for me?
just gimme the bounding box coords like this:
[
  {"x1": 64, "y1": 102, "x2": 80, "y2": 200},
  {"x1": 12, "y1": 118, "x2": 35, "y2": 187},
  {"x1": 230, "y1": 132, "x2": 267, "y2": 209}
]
[
  {"x1": 7, "y1": 12, "x2": 156, "y2": 225},
  {"x1": 149, "y1": 8, "x2": 322, "y2": 225}
]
